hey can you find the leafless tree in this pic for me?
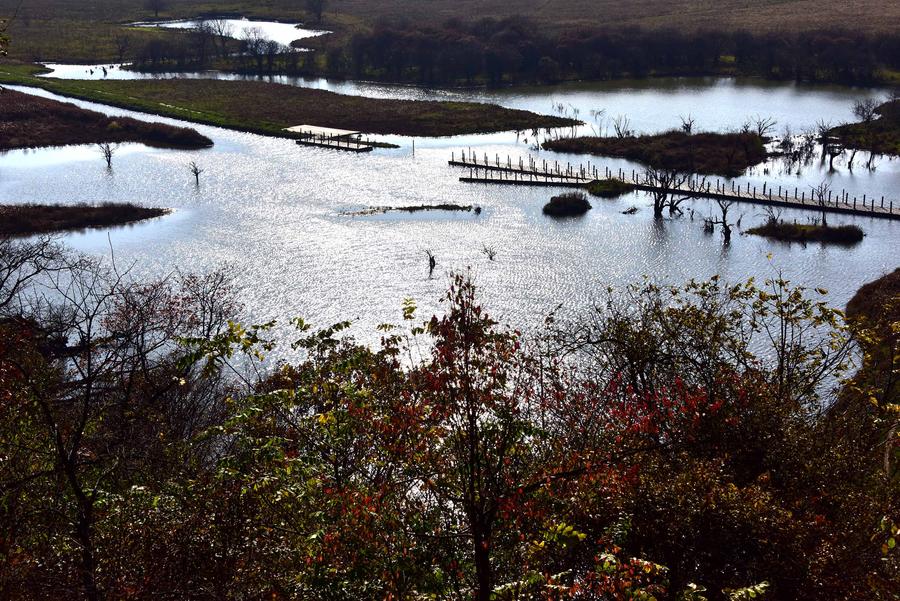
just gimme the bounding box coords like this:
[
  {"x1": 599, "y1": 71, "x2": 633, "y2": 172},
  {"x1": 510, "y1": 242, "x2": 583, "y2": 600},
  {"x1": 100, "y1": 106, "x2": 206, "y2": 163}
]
[
  {"x1": 810, "y1": 181, "x2": 831, "y2": 227},
  {"x1": 2, "y1": 247, "x2": 235, "y2": 601},
  {"x1": 189, "y1": 161, "x2": 204, "y2": 185},
  {"x1": 424, "y1": 249, "x2": 436, "y2": 277},
  {"x1": 641, "y1": 168, "x2": 697, "y2": 219},
  {"x1": 710, "y1": 199, "x2": 736, "y2": 243},
  {"x1": 826, "y1": 142, "x2": 844, "y2": 172},
  {"x1": 612, "y1": 114, "x2": 633, "y2": 138},
  {"x1": 113, "y1": 34, "x2": 130, "y2": 63},
  {"x1": 679, "y1": 114, "x2": 695, "y2": 135},
  {"x1": 210, "y1": 19, "x2": 234, "y2": 58},
  {"x1": 97, "y1": 142, "x2": 117, "y2": 169},
  {"x1": 241, "y1": 27, "x2": 267, "y2": 70},
  {"x1": 264, "y1": 39, "x2": 284, "y2": 71},
  {"x1": 481, "y1": 244, "x2": 497, "y2": 261},
  {"x1": 852, "y1": 98, "x2": 879, "y2": 123},
  {"x1": 752, "y1": 115, "x2": 777, "y2": 138}
]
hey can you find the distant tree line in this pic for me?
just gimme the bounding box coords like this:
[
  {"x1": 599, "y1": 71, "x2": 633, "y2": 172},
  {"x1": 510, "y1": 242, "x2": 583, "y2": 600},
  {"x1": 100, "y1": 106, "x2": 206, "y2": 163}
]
[
  {"x1": 126, "y1": 17, "x2": 900, "y2": 86},
  {"x1": 332, "y1": 18, "x2": 900, "y2": 85}
]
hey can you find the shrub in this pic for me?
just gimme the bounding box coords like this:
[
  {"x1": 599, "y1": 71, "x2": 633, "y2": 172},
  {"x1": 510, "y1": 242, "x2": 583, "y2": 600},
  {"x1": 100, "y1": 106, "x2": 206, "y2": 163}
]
[{"x1": 543, "y1": 191, "x2": 592, "y2": 217}]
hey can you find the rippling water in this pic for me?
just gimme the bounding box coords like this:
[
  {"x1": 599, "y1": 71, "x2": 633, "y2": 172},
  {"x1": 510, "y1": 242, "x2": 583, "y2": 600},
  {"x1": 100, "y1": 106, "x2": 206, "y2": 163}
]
[{"x1": 1, "y1": 83, "x2": 897, "y2": 354}]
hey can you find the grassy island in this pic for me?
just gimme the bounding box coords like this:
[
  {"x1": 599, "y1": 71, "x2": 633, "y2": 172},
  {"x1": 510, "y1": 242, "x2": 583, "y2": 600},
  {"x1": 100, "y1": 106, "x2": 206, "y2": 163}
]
[
  {"x1": 832, "y1": 99, "x2": 900, "y2": 156},
  {"x1": 0, "y1": 87, "x2": 213, "y2": 151},
  {"x1": 0, "y1": 65, "x2": 578, "y2": 139},
  {"x1": 746, "y1": 219, "x2": 864, "y2": 245},
  {"x1": 0, "y1": 203, "x2": 169, "y2": 236},
  {"x1": 586, "y1": 178, "x2": 634, "y2": 198},
  {"x1": 543, "y1": 131, "x2": 767, "y2": 177},
  {"x1": 543, "y1": 192, "x2": 592, "y2": 217}
]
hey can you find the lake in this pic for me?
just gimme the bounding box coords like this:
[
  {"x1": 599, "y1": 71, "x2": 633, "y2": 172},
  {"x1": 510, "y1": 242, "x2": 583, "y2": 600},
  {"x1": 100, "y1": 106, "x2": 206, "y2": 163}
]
[
  {"x1": 132, "y1": 17, "x2": 329, "y2": 47},
  {"x1": 1, "y1": 80, "x2": 897, "y2": 354}
]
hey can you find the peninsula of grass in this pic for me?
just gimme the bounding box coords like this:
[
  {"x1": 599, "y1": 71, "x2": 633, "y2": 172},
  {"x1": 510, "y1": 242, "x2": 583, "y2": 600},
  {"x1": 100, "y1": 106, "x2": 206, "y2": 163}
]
[
  {"x1": 0, "y1": 87, "x2": 212, "y2": 151},
  {"x1": 543, "y1": 192, "x2": 592, "y2": 217},
  {"x1": 586, "y1": 178, "x2": 634, "y2": 198},
  {"x1": 0, "y1": 203, "x2": 169, "y2": 236},
  {"x1": 543, "y1": 131, "x2": 767, "y2": 177},
  {"x1": 746, "y1": 219, "x2": 864, "y2": 245},
  {"x1": 0, "y1": 64, "x2": 578, "y2": 138},
  {"x1": 831, "y1": 99, "x2": 900, "y2": 156}
]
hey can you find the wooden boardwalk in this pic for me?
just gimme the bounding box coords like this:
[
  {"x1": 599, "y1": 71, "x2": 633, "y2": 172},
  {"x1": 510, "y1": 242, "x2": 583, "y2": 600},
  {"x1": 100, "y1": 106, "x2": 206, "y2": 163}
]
[
  {"x1": 296, "y1": 134, "x2": 374, "y2": 153},
  {"x1": 450, "y1": 151, "x2": 900, "y2": 220}
]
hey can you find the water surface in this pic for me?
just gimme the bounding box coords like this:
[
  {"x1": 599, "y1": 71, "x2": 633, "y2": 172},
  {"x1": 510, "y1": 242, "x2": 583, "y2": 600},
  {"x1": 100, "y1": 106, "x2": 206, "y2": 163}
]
[{"x1": 2, "y1": 84, "x2": 897, "y2": 354}]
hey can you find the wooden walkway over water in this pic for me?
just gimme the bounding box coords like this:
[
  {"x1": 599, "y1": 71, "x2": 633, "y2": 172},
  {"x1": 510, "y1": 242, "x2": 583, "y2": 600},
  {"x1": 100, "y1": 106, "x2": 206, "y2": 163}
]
[
  {"x1": 296, "y1": 136, "x2": 374, "y2": 153},
  {"x1": 450, "y1": 151, "x2": 900, "y2": 220}
]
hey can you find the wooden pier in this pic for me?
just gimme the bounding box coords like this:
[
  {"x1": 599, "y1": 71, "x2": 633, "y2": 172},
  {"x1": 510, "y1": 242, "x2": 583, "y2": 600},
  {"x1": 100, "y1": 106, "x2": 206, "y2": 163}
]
[
  {"x1": 450, "y1": 150, "x2": 900, "y2": 220},
  {"x1": 296, "y1": 135, "x2": 374, "y2": 153},
  {"x1": 287, "y1": 125, "x2": 375, "y2": 153}
]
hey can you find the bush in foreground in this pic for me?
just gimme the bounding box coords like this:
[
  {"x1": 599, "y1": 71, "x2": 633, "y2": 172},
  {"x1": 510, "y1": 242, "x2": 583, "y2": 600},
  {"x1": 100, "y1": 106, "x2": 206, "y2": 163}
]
[{"x1": 1, "y1": 237, "x2": 897, "y2": 601}]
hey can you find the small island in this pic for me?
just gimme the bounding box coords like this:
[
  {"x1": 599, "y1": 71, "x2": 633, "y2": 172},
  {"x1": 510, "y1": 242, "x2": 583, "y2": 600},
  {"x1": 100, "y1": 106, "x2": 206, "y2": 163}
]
[
  {"x1": 0, "y1": 203, "x2": 170, "y2": 236},
  {"x1": 586, "y1": 178, "x2": 634, "y2": 198},
  {"x1": 542, "y1": 131, "x2": 767, "y2": 177},
  {"x1": 543, "y1": 192, "x2": 592, "y2": 217},
  {"x1": 0, "y1": 88, "x2": 213, "y2": 151},
  {"x1": 831, "y1": 98, "x2": 900, "y2": 156},
  {"x1": 746, "y1": 219, "x2": 864, "y2": 245}
]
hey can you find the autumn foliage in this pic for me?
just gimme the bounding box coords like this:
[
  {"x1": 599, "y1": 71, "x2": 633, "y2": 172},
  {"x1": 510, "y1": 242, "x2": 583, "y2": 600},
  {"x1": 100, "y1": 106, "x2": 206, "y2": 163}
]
[{"x1": 0, "y1": 238, "x2": 897, "y2": 600}]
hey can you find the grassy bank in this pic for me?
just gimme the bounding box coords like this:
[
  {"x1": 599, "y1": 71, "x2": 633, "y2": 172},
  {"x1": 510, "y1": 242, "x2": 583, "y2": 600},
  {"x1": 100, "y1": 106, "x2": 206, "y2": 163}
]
[
  {"x1": 746, "y1": 220, "x2": 864, "y2": 244},
  {"x1": 0, "y1": 63, "x2": 576, "y2": 137},
  {"x1": 832, "y1": 99, "x2": 900, "y2": 156},
  {"x1": 0, "y1": 203, "x2": 169, "y2": 236},
  {"x1": 543, "y1": 131, "x2": 767, "y2": 177},
  {"x1": 0, "y1": 87, "x2": 212, "y2": 150}
]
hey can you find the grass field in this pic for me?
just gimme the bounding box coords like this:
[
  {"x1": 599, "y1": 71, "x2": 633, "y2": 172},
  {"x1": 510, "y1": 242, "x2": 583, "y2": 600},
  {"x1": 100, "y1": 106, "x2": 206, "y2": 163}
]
[
  {"x1": 1, "y1": 0, "x2": 897, "y2": 63},
  {"x1": 0, "y1": 64, "x2": 576, "y2": 137}
]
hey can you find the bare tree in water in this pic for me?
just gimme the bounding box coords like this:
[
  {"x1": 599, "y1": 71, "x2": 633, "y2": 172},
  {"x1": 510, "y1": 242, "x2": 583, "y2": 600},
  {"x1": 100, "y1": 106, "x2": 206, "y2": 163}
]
[
  {"x1": 97, "y1": 143, "x2": 117, "y2": 169},
  {"x1": 710, "y1": 199, "x2": 736, "y2": 244},
  {"x1": 811, "y1": 181, "x2": 831, "y2": 227},
  {"x1": 189, "y1": 161, "x2": 204, "y2": 185},
  {"x1": 424, "y1": 249, "x2": 436, "y2": 277},
  {"x1": 642, "y1": 167, "x2": 699, "y2": 219}
]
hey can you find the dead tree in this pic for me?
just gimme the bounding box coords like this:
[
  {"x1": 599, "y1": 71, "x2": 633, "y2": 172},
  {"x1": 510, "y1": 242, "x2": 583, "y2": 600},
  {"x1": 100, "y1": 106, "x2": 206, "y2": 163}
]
[
  {"x1": 810, "y1": 181, "x2": 831, "y2": 227},
  {"x1": 189, "y1": 161, "x2": 204, "y2": 185},
  {"x1": 612, "y1": 115, "x2": 633, "y2": 138},
  {"x1": 97, "y1": 142, "x2": 116, "y2": 169},
  {"x1": 114, "y1": 34, "x2": 130, "y2": 63},
  {"x1": 852, "y1": 98, "x2": 879, "y2": 123},
  {"x1": 641, "y1": 167, "x2": 697, "y2": 219},
  {"x1": 481, "y1": 244, "x2": 497, "y2": 261},
  {"x1": 679, "y1": 114, "x2": 695, "y2": 135},
  {"x1": 753, "y1": 115, "x2": 778, "y2": 139},
  {"x1": 210, "y1": 19, "x2": 234, "y2": 58},
  {"x1": 424, "y1": 250, "x2": 436, "y2": 277},
  {"x1": 710, "y1": 199, "x2": 736, "y2": 243}
]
